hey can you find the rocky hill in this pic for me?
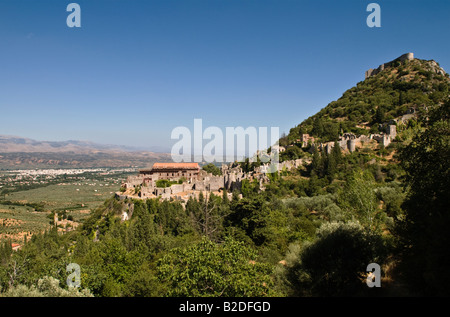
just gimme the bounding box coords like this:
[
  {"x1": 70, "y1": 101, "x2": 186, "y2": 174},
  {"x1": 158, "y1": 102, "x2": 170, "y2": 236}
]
[{"x1": 280, "y1": 53, "x2": 449, "y2": 147}]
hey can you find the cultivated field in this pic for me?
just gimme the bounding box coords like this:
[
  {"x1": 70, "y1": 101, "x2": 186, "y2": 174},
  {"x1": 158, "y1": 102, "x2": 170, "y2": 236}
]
[
  {"x1": 0, "y1": 204, "x2": 50, "y2": 244},
  {"x1": 0, "y1": 169, "x2": 133, "y2": 244}
]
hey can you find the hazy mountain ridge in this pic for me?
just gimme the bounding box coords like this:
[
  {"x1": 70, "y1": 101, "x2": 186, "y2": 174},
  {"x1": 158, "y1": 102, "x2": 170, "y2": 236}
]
[
  {"x1": 0, "y1": 135, "x2": 169, "y2": 154},
  {"x1": 0, "y1": 135, "x2": 171, "y2": 169}
]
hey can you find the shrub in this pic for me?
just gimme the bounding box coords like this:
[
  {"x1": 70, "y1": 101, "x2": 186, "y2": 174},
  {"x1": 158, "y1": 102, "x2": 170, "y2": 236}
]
[
  {"x1": 278, "y1": 221, "x2": 388, "y2": 296},
  {"x1": 1, "y1": 276, "x2": 93, "y2": 297}
]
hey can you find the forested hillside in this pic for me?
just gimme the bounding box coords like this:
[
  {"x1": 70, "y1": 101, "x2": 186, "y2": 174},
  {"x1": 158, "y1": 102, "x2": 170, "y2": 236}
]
[
  {"x1": 0, "y1": 56, "x2": 449, "y2": 297},
  {"x1": 281, "y1": 57, "x2": 449, "y2": 145}
]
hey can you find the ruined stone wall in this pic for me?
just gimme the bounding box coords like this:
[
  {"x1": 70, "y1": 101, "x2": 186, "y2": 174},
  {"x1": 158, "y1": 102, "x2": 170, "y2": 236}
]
[
  {"x1": 381, "y1": 134, "x2": 391, "y2": 147},
  {"x1": 365, "y1": 53, "x2": 414, "y2": 79},
  {"x1": 207, "y1": 176, "x2": 225, "y2": 191},
  {"x1": 170, "y1": 184, "x2": 185, "y2": 195},
  {"x1": 125, "y1": 175, "x2": 145, "y2": 188},
  {"x1": 140, "y1": 186, "x2": 153, "y2": 197},
  {"x1": 279, "y1": 158, "x2": 303, "y2": 170},
  {"x1": 358, "y1": 135, "x2": 371, "y2": 143}
]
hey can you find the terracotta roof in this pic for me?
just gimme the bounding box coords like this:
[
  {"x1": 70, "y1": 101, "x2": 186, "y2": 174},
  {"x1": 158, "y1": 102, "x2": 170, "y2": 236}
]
[{"x1": 151, "y1": 162, "x2": 200, "y2": 170}]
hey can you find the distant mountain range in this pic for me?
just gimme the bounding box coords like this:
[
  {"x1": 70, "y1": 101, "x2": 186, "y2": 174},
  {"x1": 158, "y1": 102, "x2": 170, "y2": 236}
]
[
  {"x1": 0, "y1": 135, "x2": 170, "y2": 154},
  {"x1": 0, "y1": 135, "x2": 171, "y2": 169}
]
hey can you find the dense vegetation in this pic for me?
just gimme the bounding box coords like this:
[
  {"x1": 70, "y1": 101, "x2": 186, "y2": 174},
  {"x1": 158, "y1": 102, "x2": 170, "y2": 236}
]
[{"x1": 0, "y1": 58, "x2": 448, "y2": 297}]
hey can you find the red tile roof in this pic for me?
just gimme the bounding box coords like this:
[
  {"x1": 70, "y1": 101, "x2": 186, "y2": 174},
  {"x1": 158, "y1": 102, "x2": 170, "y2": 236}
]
[{"x1": 151, "y1": 162, "x2": 200, "y2": 170}]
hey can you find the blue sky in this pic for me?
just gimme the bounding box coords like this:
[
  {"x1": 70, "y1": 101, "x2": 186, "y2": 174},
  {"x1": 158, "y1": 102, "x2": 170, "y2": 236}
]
[{"x1": 1, "y1": 0, "x2": 449, "y2": 151}]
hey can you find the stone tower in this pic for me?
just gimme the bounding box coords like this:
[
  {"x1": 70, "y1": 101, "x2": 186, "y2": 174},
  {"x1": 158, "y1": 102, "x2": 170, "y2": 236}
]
[
  {"x1": 347, "y1": 139, "x2": 356, "y2": 153},
  {"x1": 403, "y1": 52, "x2": 414, "y2": 61},
  {"x1": 387, "y1": 125, "x2": 397, "y2": 139}
]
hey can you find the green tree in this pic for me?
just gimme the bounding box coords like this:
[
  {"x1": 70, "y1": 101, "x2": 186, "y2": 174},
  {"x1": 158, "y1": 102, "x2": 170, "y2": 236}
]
[
  {"x1": 397, "y1": 101, "x2": 450, "y2": 295},
  {"x1": 155, "y1": 200, "x2": 192, "y2": 236},
  {"x1": 279, "y1": 221, "x2": 387, "y2": 296},
  {"x1": 202, "y1": 163, "x2": 222, "y2": 176},
  {"x1": 122, "y1": 264, "x2": 165, "y2": 297},
  {"x1": 0, "y1": 240, "x2": 12, "y2": 267},
  {"x1": 225, "y1": 196, "x2": 289, "y2": 249},
  {"x1": 374, "y1": 106, "x2": 386, "y2": 124},
  {"x1": 129, "y1": 200, "x2": 157, "y2": 250},
  {"x1": 222, "y1": 189, "x2": 230, "y2": 206},
  {"x1": 310, "y1": 147, "x2": 324, "y2": 178},
  {"x1": 282, "y1": 145, "x2": 302, "y2": 161},
  {"x1": 157, "y1": 237, "x2": 277, "y2": 297},
  {"x1": 312, "y1": 116, "x2": 324, "y2": 137},
  {"x1": 306, "y1": 171, "x2": 322, "y2": 196},
  {"x1": 339, "y1": 169, "x2": 382, "y2": 231}
]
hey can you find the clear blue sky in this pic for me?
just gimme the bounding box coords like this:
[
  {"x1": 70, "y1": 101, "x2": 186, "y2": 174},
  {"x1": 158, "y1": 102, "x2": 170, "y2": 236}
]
[{"x1": 1, "y1": 0, "x2": 449, "y2": 151}]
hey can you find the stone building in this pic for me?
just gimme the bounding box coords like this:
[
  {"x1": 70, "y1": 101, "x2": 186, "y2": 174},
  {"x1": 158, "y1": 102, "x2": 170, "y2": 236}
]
[
  {"x1": 119, "y1": 158, "x2": 303, "y2": 203},
  {"x1": 122, "y1": 162, "x2": 229, "y2": 201},
  {"x1": 139, "y1": 162, "x2": 200, "y2": 184},
  {"x1": 121, "y1": 162, "x2": 201, "y2": 191},
  {"x1": 321, "y1": 133, "x2": 360, "y2": 154},
  {"x1": 387, "y1": 124, "x2": 397, "y2": 140},
  {"x1": 300, "y1": 134, "x2": 315, "y2": 148}
]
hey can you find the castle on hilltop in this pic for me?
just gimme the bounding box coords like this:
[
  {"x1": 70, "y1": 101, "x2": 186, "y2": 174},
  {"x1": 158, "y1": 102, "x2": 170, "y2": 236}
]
[{"x1": 365, "y1": 53, "x2": 414, "y2": 79}]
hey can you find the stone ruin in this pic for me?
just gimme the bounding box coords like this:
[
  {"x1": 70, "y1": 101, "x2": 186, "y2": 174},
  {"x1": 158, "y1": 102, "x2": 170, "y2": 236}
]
[
  {"x1": 118, "y1": 157, "x2": 307, "y2": 204},
  {"x1": 314, "y1": 124, "x2": 397, "y2": 154},
  {"x1": 118, "y1": 122, "x2": 399, "y2": 204},
  {"x1": 365, "y1": 53, "x2": 414, "y2": 79}
]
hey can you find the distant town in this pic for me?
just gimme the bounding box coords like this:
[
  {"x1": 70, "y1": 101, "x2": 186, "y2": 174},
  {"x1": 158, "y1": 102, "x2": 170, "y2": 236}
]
[{"x1": 0, "y1": 168, "x2": 137, "y2": 195}]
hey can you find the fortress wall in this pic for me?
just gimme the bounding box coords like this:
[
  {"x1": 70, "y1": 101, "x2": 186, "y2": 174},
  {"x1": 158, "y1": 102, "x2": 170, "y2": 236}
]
[
  {"x1": 365, "y1": 53, "x2": 414, "y2": 79},
  {"x1": 126, "y1": 175, "x2": 145, "y2": 187},
  {"x1": 208, "y1": 176, "x2": 224, "y2": 191},
  {"x1": 170, "y1": 184, "x2": 185, "y2": 195}
]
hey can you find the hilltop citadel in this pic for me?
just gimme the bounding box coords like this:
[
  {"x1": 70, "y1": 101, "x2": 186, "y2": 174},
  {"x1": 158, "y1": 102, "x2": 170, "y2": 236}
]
[
  {"x1": 118, "y1": 52, "x2": 446, "y2": 206},
  {"x1": 118, "y1": 120, "x2": 403, "y2": 205}
]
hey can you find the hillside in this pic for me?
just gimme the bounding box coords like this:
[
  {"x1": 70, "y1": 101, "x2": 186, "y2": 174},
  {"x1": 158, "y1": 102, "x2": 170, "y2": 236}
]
[
  {"x1": 280, "y1": 54, "x2": 449, "y2": 146},
  {"x1": 0, "y1": 53, "x2": 448, "y2": 298}
]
